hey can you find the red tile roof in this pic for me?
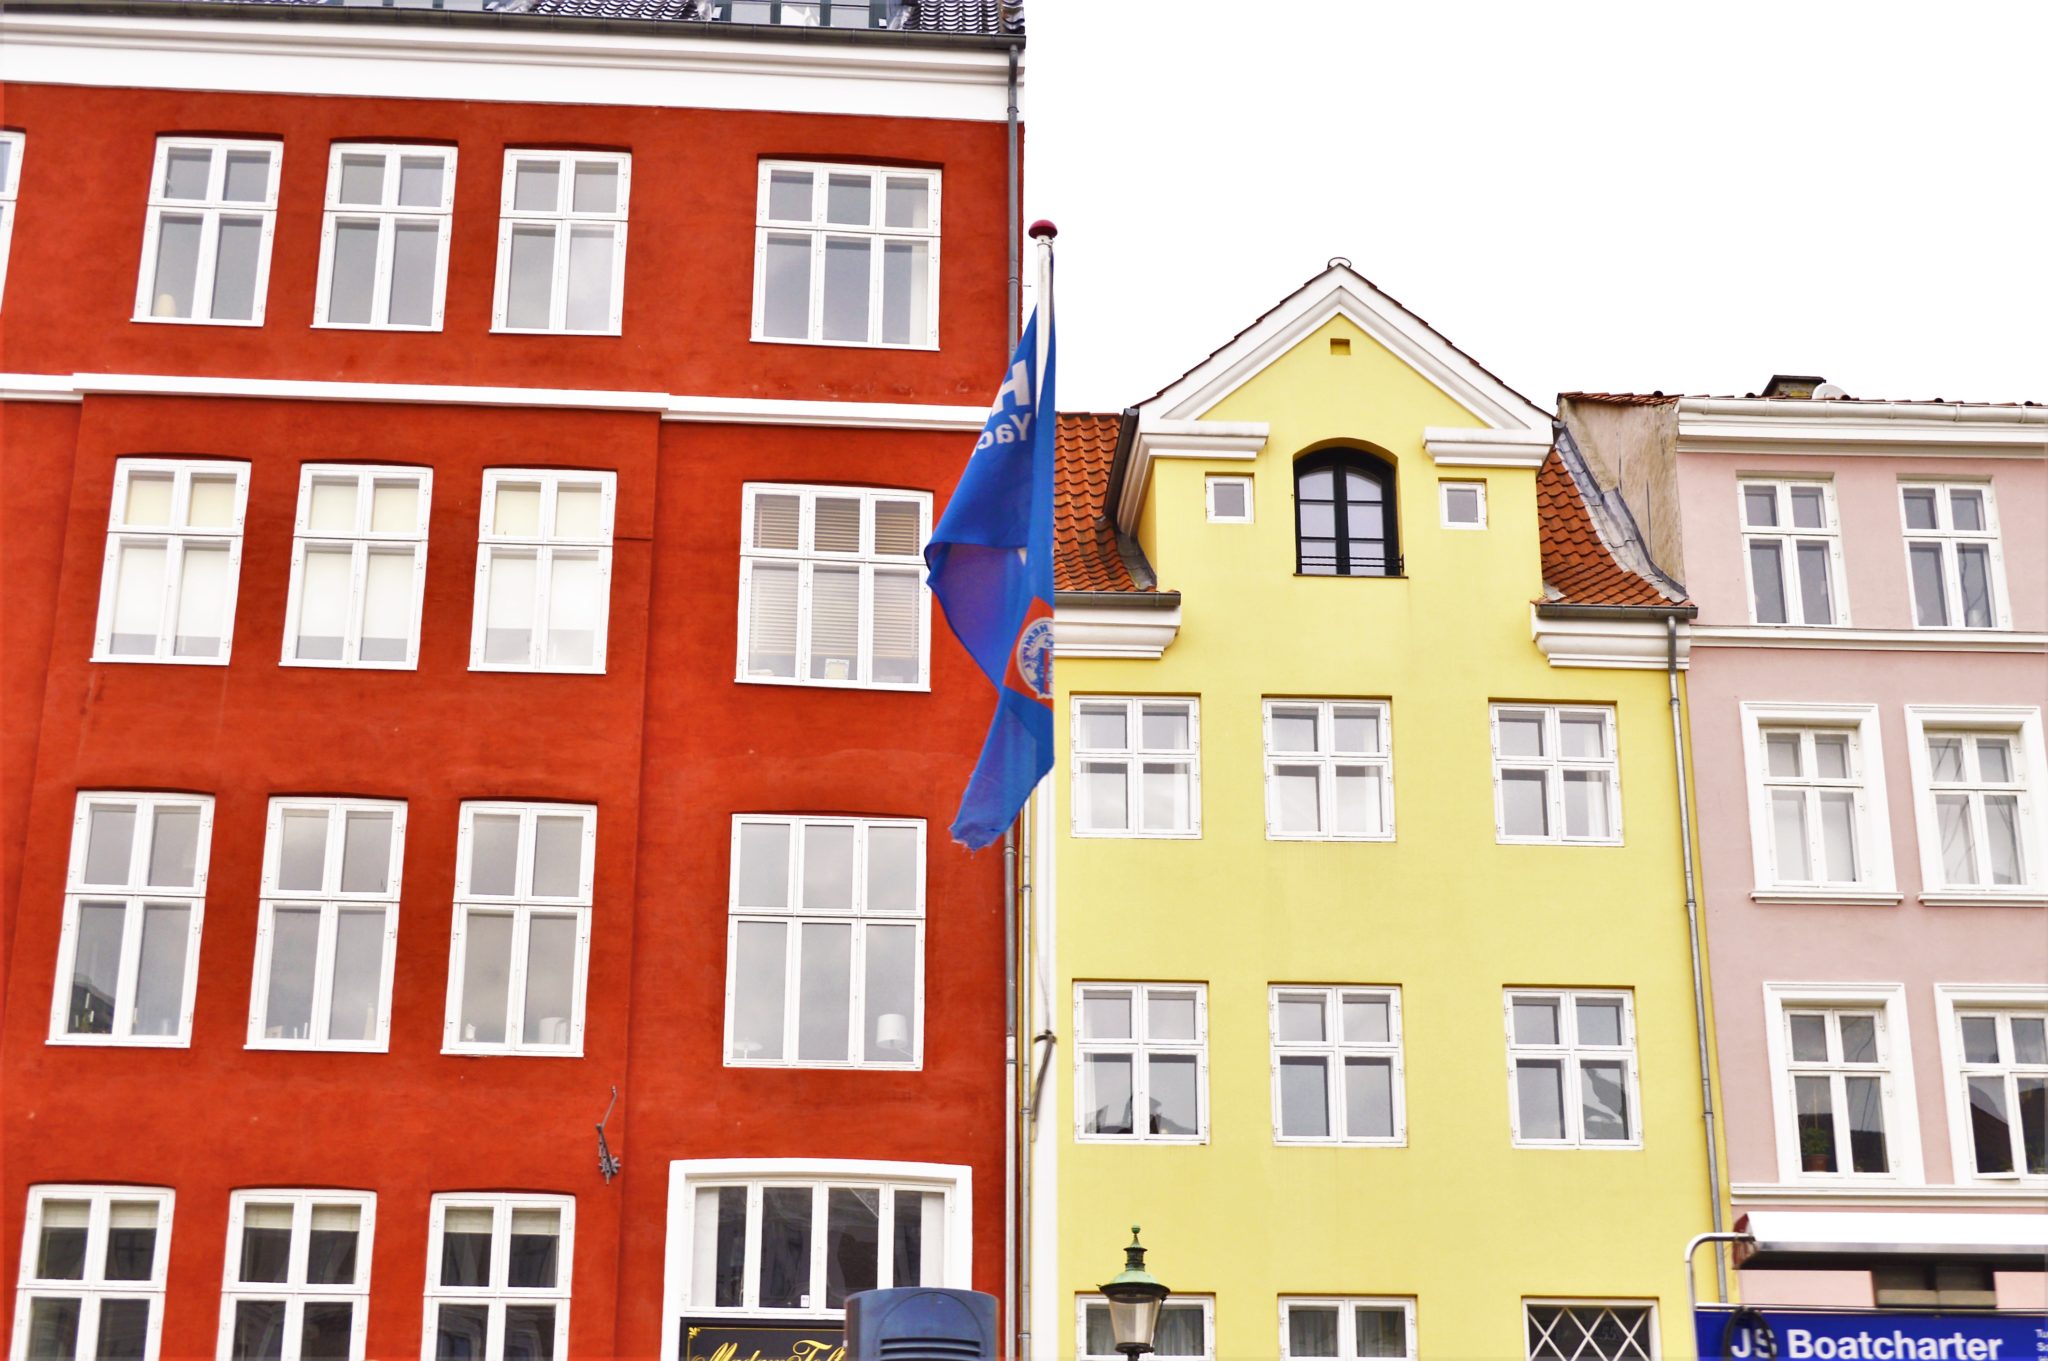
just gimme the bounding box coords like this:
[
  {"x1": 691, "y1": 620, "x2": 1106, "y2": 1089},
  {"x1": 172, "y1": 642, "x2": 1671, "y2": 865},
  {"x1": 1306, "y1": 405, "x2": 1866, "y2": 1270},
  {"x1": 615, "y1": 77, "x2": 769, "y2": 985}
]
[
  {"x1": 1054, "y1": 412, "x2": 1152, "y2": 593},
  {"x1": 1536, "y1": 450, "x2": 1677, "y2": 607}
]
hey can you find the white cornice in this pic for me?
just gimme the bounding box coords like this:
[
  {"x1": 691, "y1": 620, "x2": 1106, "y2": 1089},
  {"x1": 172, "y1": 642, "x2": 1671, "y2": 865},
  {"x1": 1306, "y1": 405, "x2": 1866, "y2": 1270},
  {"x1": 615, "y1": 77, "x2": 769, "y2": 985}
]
[
  {"x1": 1733, "y1": 1183, "x2": 2048, "y2": 1209},
  {"x1": 1530, "y1": 609, "x2": 1690, "y2": 671},
  {"x1": 1675, "y1": 397, "x2": 2048, "y2": 458},
  {"x1": 1115, "y1": 421, "x2": 1268, "y2": 531},
  {"x1": 0, "y1": 13, "x2": 1016, "y2": 121},
  {"x1": 1053, "y1": 599, "x2": 1181, "y2": 659},
  {"x1": 1425, "y1": 426, "x2": 1553, "y2": 469},
  {"x1": 1691, "y1": 624, "x2": 2048, "y2": 653},
  {"x1": 0, "y1": 371, "x2": 986, "y2": 429}
]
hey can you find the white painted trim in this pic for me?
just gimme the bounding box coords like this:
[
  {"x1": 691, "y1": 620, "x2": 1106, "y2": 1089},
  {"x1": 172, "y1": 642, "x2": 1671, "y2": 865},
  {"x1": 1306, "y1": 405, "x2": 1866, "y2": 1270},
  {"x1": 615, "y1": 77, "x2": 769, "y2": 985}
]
[
  {"x1": 1732, "y1": 1182, "x2": 2048, "y2": 1207},
  {"x1": 0, "y1": 14, "x2": 1018, "y2": 123},
  {"x1": 1267, "y1": 984, "x2": 1405, "y2": 1145},
  {"x1": 1759, "y1": 981, "x2": 1924, "y2": 1186},
  {"x1": 1692, "y1": 625, "x2": 2048, "y2": 653},
  {"x1": 1439, "y1": 478, "x2": 1488, "y2": 529},
  {"x1": 1502, "y1": 988, "x2": 1643, "y2": 1150},
  {"x1": 420, "y1": 1193, "x2": 574, "y2": 1361},
  {"x1": 1739, "y1": 1208, "x2": 2048, "y2": 1252},
  {"x1": 1052, "y1": 600, "x2": 1181, "y2": 660},
  {"x1": 1071, "y1": 981, "x2": 1209, "y2": 1143},
  {"x1": 216, "y1": 1189, "x2": 377, "y2": 1361},
  {"x1": 1931, "y1": 983, "x2": 2048, "y2": 1189},
  {"x1": 1738, "y1": 702, "x2": 1898, "y2": 898},
  {"x1": 1424, "y1": 426, "x2": 1552, "y2": 468},
  {"x1": 1901, "y1": 705, "x2": 2046, "y2": 903},
  {"x1": 1275, "y1": 1297, "x2": 1416, "y2": 1361},
  {"x1": 1675, "y1": 398, "x2": 2048, "y2": 457},
  {"x1": 1530, "y1": 609, "x2": 1690, "y2": 671},
  {"x1": 13, "y1": 1186, "x2": 175, "y2": 1361},
  {"x1": 665, "y1": 394, "x2": 987, "y2": 429},
  {"x1": 1068, "y1": 697, "x2": 1201, "y2": 839},
  {"x1": 1521, "y1": 1301, "x2": 1661, "y2": 1361},
  {"x1": 659, "y1": 1157, "x2": 973, "y2": 1361},
  {"x1": 1205, "y1": 474, "x2": 1254, "y2": 524},
  {"x1": 1080, "y1": 1294, "x2": 1216, "y2": 1361},
  {"x1": 1116, "y1": 422, "x2": 1267, "y2": 532},
  {"x1": 1750, "y1": 890, "x2": 1907, "y2": 906}
]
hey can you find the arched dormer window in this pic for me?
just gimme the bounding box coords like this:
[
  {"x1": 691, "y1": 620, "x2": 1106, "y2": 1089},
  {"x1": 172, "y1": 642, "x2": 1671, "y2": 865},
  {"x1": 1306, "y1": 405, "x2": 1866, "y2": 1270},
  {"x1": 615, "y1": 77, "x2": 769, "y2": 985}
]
[{"x1": 1296, "y1": 450, "x2": 1399, "y2": 576}]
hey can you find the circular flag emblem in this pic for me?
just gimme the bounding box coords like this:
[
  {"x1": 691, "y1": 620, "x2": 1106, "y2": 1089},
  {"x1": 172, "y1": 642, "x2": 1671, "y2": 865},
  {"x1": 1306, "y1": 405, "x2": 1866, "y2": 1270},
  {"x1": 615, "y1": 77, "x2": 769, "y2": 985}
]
[{"x1": 1015, "y1": 617, "x2": 1056, "y2": 701}]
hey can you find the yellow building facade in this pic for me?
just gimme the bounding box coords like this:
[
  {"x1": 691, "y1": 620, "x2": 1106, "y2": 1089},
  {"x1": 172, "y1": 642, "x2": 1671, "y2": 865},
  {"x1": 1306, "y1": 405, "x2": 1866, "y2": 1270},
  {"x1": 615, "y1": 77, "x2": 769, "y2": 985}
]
[{"x1": 1031, "y1": 267, "x2": 1721, "y2": 1361}]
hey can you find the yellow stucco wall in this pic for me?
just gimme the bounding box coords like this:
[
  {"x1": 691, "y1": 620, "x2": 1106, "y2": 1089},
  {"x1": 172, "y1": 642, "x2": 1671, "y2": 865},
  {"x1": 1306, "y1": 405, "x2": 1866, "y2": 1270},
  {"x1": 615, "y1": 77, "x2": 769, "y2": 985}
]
[{"x1": 1051, "y1": 315, "x2": 1717, "y2": 1359}]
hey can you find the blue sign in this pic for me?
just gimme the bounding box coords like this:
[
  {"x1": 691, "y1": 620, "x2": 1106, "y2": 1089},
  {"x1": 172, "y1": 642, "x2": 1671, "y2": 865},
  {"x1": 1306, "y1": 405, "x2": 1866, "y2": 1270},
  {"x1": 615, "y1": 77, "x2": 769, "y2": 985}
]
[{"x1": 1697, "y1": 1308, "x2": 2048, "y2": 1361}]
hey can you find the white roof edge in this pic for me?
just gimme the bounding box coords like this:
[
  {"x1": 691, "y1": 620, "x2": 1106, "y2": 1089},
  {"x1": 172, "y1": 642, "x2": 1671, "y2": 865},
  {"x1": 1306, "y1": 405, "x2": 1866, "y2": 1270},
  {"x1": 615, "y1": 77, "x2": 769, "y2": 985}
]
[
  {"x1": 1678, "y1": 396, "x2": 2048, "y2": 426},
  {"x1": 1742, "y1": 1209, "x2": 2048, "y2": 1251}
]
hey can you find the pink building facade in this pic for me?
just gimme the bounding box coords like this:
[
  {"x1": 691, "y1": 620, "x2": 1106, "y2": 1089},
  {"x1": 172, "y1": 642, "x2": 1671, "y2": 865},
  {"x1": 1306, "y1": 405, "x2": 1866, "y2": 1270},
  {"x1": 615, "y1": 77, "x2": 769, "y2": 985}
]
[{"x1": 1564, "y1": 385, "x2": 2048, "y2": 1312}]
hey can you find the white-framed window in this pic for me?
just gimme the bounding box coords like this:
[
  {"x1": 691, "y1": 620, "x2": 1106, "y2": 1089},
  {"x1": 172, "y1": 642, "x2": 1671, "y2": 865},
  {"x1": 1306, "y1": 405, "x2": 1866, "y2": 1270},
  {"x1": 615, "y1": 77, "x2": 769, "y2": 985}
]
[
  {"x1": 663, "y1": 1159, "x2": 969, "y2": 1336},
  {"x1": 725, "y1": 815, "x2": 924, "y2": 1068},
  {"x1": 1505, "y1": 990, "x2": 1640, "y2": 1148},
  {"x1": 1739, "y1": 704, "x2": 1899, "y2": 902},
  {"x1": 1081, "y1": 1295, "x2": 1214, "y2": 1360},
  {"x1": 248, "y1": 797, "x2": 404, "y2": 1051},
  {"x1": 1270, "y1": 986, "x2": 1404, "y2": 1145},
  {"x1": 1524, "y1": 1301, "x2": 1657, "y2": 1361},
  {"x1": 1490, "y1": 705, "x2": 1621, "y2": 844},
  {"x1": 443, "y1": 801, "x2": 595, "y2": 1056},
  {"x1": 0, "y1": 130, "x2": 23, "y2": 308},
  {"x1": 1904, "y1": 707, "x2": 2044, "y2": 904},
  {"x1": 1763, "y1": 983, "x2": 1921, "y2": 1182},
  {"x1": 49, "y1": 792, "x2": 211, "y2": 1047},
  {"x1": 471, "y1": 469, "x2": 616, "y2": 673},
  {"x1": 217, "y1": 1191, "x2": 374, "y2": 1361},
  {"x1": 1264, "y1": 699, "x2": 1393, "y2": 840},
  {"x1": 12, "y1": 1186, "x2": 173, "y2": 1361},
  {"x1": 1206, "y1": 475, "x2": 1253, "y2": 524},
  {"x1": 754, "y1": 162, "x2": 939, "y2": 349},
  {"x1": 737, "y1": 484, "x2": 932, "y2": 690},
  {"x1": 1933, "y1": 987, "x2": 2047, "y2": 1182},
  {"x1": 1279, "y1": 1297, "x2": 1415, "y2": 1360},
  {"x1": 314, "y1": 143, "x2": 456, "y2": 330},
  {"x1": 1739, "y1": 479, "x2": 1846, "y2": 626},
  {"x1": 1440, "y1": 479, "x2": 1487, "y2": 529},
  {"x1": 1075, "y1": 983, "x2": 1207, "y2": 1142},
  {"x1": 282, "y1": 465, "x2": 432, "y2": 669},
  {"x1": 1901, "y1": 483, "x2": 2007, "y2": 630},
  {"x1": 492, "y1": 150, "x2": 628, "y2": 334},
  {"x1": 94, "y1": 458, "x2": 250, "y2": 664},
  {"x1": 1071, "y1": 697, "x2": 1200, "y2": 837},
  {"x1": 422, "y1": 1194, "x2": 571, "y2": 1361},
  {"x1": 133, "y1": 137, "x2": 279, "y2": 325}
]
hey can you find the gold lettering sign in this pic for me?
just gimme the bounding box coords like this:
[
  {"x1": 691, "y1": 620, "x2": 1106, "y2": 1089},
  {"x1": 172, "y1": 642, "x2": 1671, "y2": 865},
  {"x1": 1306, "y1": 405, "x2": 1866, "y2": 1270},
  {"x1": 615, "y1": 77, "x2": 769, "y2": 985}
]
[{"x1": 684, "y1": 1322, "x2": 847, "y2": 1361}]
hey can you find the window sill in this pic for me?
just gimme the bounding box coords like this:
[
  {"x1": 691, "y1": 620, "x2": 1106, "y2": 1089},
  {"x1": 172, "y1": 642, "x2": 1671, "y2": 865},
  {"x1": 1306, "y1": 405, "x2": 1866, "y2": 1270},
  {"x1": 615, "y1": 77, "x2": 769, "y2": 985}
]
[
  {"x1": 736, "y1": 673, "x2": 931, "y2": 694},
  {"x1": 46, "y1": 1033, "x2": 191, "y2": 1048},
  {"x1": 441, "y1": 1044, "x2": 586, "y2": 1059},
  {"x1": 1069, "y1": 829, "x2": 1203, "y2": 841},
  {"x1": 1294, "y1": 572, "x2": 1408, "y2": 581},
  {"x1": 279, "y1": 656, "x2": 419, "y2": 671},
  {"x1": 467, "y1": 662, "x2": 608, "y2": 676},
  {"x1": 132, "y1": 313, "x2": 266, "y2": 328},
  {"x1": 725, "y1": 1058, "x2": 924, "y2": 1072},
  {"x1": 1275, "y1": 1136, "x2": 1408, "y2": 1148},
  {"x1": 750, "y1": 334, "x2": 941, "y2": 353},
  {"x1": 92, "y1": 652, "x2": 232, "y2": 667},
  {"x1": 311, "y1": 320, "x2": 443, "y2": 333},
  {"x1": 1510, "y1": 1139, "x2": 1645, "y2": 1152},
  {"x1": 247, "y1": 1038, "x2": 389, "y2": 1053},
  {"x1": 1751, "y1": 888, "x2": 1905, "y2": 906},
  {"x1": 1495, "y1": 836, "x2": 1626, "y2": 848},
  {"x1": 1919, "y1": 890, "x2": 2048, "y2": 908},
  {"x1": 489, "y1": 325, "x2": 624, "y2": 337},
  {"x1": 1267, "y1": 832, "x2": 1396, "y2": 844},
  {"x1": 1074, "y1": 1134, "x2": 1209, "y2": 1146}
]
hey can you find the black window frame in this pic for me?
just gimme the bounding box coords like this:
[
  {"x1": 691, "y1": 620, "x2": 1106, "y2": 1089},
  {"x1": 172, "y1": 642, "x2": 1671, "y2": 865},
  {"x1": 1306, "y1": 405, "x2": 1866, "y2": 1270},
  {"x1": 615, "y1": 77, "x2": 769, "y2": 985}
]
[{"x1": 1294, "y1": 449, "x2": 1401, "y2": 577}]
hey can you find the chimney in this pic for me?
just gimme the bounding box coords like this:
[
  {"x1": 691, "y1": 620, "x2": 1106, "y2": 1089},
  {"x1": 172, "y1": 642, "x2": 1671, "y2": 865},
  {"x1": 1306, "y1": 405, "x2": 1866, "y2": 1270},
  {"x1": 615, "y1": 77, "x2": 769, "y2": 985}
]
[{"x1": 1761, "y1": 374, "x2": 1828, "y2": 399}]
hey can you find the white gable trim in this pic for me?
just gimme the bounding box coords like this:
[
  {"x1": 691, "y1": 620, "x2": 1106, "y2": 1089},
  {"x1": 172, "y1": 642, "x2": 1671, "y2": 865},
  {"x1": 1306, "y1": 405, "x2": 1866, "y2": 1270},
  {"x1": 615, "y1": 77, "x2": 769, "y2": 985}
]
[{"x1": 1115, "y1": 421, "x2": 1268, "y2": 534}]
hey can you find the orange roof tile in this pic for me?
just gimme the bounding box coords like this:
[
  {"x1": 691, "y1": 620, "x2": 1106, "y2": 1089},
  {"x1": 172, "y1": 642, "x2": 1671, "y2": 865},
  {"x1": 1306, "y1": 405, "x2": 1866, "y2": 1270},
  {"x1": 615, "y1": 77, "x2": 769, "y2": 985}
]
[
  {"x1": 1536, "y1": 450, "x2": 1678, "y2": 608},
  {"x1": 1053, "y1": 412, "x2": 1154, "y2": 594}
]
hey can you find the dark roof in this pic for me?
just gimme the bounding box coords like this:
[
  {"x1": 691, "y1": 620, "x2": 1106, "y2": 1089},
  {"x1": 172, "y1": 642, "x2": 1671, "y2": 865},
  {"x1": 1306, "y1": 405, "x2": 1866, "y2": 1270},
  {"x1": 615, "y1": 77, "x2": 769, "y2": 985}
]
[
  {"x1": 1536, "y1": 450, "x2": 1682, "y2": 608},
  {"x1": 1561, "y1": 390, "x2": 2043, "y2": 409},
  {"x1": 161, "y1": 0, "x2": 1020, "y2": 34},
  {"x1": 1054, "y1": 412, "x2": 1157, "y2": 595}
]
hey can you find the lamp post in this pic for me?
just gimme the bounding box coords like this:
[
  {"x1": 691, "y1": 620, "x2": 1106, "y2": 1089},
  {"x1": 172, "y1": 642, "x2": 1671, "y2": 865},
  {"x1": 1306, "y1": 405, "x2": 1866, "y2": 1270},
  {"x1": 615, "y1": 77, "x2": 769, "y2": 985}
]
[{"x1": 1097, "y1": 1225, "x2": 1170, "y2": 1358}]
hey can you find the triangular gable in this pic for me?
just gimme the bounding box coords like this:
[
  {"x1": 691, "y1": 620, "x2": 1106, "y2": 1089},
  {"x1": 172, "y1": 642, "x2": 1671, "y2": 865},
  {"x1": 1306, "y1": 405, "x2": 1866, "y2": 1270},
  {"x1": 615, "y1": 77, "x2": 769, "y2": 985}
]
[{"x1": 1138, "y1": 262, "x2": 1553, "y2": 434}]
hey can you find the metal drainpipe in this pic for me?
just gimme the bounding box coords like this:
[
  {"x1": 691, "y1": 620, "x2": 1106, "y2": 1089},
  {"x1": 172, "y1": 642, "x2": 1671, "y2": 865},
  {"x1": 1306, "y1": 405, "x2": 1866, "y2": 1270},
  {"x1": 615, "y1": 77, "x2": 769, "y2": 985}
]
[
  {"x1": 1005, "y1": 43, "x2": 1020, "y2": 343},
  {"x1": 1670, "y1": 615, "x2": 1729, "y2": 1301},
  {"x1": 1002, "y1": 44, "x2": 1022, "y2": 1357},
  {"x1": 1016, "y1": 800, "x2": 1035, "y2": 1361}
]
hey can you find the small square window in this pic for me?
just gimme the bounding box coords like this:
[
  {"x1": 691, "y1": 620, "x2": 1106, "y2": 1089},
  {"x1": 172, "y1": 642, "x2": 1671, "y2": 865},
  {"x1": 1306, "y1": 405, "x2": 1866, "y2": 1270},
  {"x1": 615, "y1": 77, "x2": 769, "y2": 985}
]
[
  {"x1": 1440, "y1": 480, "x2": 1486, "y2": 529},
  {"x1": 1206, "y1": 476, "x2": 1253, "y2": 524}
]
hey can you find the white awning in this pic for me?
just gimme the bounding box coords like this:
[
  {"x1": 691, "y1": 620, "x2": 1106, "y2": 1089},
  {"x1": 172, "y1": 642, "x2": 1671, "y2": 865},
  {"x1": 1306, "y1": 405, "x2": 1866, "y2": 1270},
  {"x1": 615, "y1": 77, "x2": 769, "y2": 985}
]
[{"x1": 1738, "y1": 1211, "x2": 2048, "y2": 1268}]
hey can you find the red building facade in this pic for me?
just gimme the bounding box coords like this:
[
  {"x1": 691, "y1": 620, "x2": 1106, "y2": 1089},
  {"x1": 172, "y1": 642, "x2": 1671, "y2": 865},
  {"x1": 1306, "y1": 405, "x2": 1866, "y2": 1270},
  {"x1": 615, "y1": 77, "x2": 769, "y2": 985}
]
[{"x1": 0, "y1": 5, "x2": 1021, "y2": 1358}]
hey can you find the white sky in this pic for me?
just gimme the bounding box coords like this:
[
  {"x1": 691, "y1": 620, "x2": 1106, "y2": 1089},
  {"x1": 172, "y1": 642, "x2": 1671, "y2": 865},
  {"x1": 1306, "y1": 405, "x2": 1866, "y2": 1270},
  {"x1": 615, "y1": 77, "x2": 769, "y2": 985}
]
[{"x1": 1020, "y1": 1, "x2": 2048, "y2": 415}]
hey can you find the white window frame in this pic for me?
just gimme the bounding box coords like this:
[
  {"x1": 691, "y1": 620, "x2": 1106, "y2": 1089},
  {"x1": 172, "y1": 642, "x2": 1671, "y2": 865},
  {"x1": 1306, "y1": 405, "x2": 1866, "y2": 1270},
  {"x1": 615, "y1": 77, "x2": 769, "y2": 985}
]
[
  {"x1": 1738, "y1": 702, "x2": 1899, "y2": 903},
  {"x1": 661, "y1": 1157, "x2": 972, "y2": 1354},
  {"x1": 1073, "y1": 982, "x2": 1209, "y2": 1144},
  {"x1": 1269, "y1": 985, "x2": 1406, "y2": 1146},
  {"x1": 216, "y1": 1190, "x2": 376, "y2": 1361},
  {"x1": 1439, "y1": 479, "x2": 1487, "y2": 529},
  {"x1": 132, "y1": 137, "x2": 280, "y2": 326},
  {"x1": 491, "y1": 150, "x2": 629, "y2": 335},
  {"x1": 1933, "y1": 984, "x2": 2048, "y2": 1186},
  {"x1": 313, "y1": 143, "x2": 457, "y2": 332},
  {"x1": 247, "y1": 797, "x2": 405, "y2": 1053},
  {"x1": 1898, "y1": 481, "x2": 2009, "y2": 631},
  {"x1": 1503, "y1": 989, "x2": 1642, "y2": 1150},
  {"x1": 1523, "y1": 1300, "x2": 1659, "y2": 1361},
  {"x1": 723, "y1": 814, "x2": 927, "y2": 1069},
  {"x1": 1737, "y1": 478, "x2": 1849, "y2": 626},
  {"x1": 735, "y1": 483, "x2": 934, "y2": 692},
  {"x1": 1080, "y1": 1294, "x2": 1216, "y2": 1360},
  {"x1": 93, "y1": 458, "x2": 251, "y2": 665},
  {"x1": 752, "y1": 161, "x2": 941, "y2": 350},
  {"x1": 469, "y1": 468, "x2": 616, "y2": 674},
  {"x1": 1488, "y1": 704, "x2": 1622, "y2": 846},
  {"x1": 1205, "y1": 475, "x2": 1253, "y2": 524},
  {"x1": 420, "y1": 1194, "x2": 572, "y2": 1361},
  {"x1": 1761, "y1": 982, "x2": 1923, "y2": 1185},
  {"x1": 281, "y1": 464, "x2": 432, "y2": 670},
  {"x1": 1903, "y1": 706, "x2": 2046, "y2": 906},
  {"x1": 0, "y1": 130, "x2": 23, "y2": 309},
  {"x1": 1070, "y1": 696, "x2": 1202, "y2": 838},
  {"x1": 1262, "y1": 699, "x2": 1394, "y2": 842},
  {"x1": 48, "y1": 791, "x2": 212, "y2": 1048},
  {"x1": 442, "y1": 801, "x2": 596, "y2": 1057},
  {"x1": 12, "y1": 1185, "x2": 174, "y2": 1361},
  {"x1": 1277, "y1": 1296, "x2": 1416, "y2": 1361}
]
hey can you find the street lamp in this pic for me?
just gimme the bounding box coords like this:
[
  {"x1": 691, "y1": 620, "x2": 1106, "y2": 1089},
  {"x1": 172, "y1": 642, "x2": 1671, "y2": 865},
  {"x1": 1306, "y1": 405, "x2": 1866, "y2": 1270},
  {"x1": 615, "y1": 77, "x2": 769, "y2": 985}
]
[{"x1": 1097, "y1": 1225, "x2": 1170, "y2": 1357}]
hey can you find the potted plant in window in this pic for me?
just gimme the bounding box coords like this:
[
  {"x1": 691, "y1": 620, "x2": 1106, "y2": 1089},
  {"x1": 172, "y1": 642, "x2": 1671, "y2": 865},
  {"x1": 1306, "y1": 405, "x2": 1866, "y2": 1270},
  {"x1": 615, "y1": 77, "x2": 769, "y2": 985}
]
[{"x1": 1800, "y1": 1126, "x2": 1833, "y2": 1172}]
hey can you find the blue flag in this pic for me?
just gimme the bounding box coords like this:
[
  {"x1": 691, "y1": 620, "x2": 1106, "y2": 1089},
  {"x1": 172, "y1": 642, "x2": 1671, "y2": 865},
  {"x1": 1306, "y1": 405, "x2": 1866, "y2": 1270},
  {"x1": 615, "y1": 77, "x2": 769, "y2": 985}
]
[{"x1": 925, "y1": 306, "x2": 1057, "y2": 849}]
